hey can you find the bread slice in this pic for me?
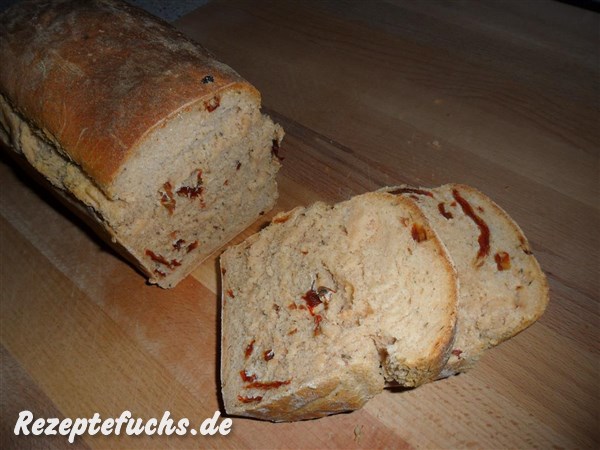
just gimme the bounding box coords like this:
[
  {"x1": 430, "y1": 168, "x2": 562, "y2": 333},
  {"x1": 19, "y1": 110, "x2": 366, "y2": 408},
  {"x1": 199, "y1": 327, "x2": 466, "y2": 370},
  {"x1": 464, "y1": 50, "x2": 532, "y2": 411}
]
[
  {"x1": 220, "y1": 192, "x2": 458, "y2": 421},
  {"x1": 381, "y1": 184, "x2": 549, "y2": 377},
  {"x1": 0, "y1": 0, "x2": 283, "y2": 288}
]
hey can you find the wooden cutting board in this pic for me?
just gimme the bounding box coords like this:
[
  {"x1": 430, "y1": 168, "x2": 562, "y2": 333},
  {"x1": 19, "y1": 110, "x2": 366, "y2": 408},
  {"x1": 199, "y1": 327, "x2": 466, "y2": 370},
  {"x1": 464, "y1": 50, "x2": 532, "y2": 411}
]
[{"x1": 1, "y1": 0, "x2": 598, "y2": 448}]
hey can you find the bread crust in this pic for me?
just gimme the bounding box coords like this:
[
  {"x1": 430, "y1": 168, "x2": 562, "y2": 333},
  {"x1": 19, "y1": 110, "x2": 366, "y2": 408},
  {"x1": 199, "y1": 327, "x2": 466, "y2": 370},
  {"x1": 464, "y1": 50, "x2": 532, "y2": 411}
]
[
  {"x1": 0, "y1": 0, "x2": 259, "y2": 197},
  {"x1": 379, "y1": 193, "x2": 458, "y2": 386}
]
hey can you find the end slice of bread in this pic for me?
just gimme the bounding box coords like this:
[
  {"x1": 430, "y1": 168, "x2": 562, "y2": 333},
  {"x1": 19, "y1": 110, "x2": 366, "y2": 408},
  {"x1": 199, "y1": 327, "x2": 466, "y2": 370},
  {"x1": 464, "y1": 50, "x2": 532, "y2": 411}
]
[
  {"x1": 382, "y1": 184, "x2": 549, "y2": 377},
  {"x1": 220, "y1": 192, "x2": 458, "y2": 421}
]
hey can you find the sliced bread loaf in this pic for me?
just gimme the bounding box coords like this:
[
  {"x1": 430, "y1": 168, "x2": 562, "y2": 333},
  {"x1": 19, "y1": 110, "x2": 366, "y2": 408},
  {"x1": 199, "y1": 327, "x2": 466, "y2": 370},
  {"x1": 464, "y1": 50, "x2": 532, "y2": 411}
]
[
  {"x1": 220, "y1": 192, "x2": 458, "y2": 421},
  {"x1": 0, "y1": 0, "x2": 283, "y2": 288},
  {"x1": 382, "y1": 184, "x2": 549, "y2": 377}
]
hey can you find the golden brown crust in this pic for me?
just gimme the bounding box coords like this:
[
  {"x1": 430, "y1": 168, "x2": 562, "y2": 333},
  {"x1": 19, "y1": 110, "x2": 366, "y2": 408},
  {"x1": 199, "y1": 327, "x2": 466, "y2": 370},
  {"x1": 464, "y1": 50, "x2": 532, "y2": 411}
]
[{"x1": 0, "y1": 0, "x2": 259, "y2": 196}]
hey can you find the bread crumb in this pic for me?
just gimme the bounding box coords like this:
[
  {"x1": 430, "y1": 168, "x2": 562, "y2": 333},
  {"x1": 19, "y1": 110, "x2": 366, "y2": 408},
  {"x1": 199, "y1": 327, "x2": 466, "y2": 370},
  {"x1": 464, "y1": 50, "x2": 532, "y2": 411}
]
[{"x1": 354, "y1": 425, "x2": 363, "y2": 443}]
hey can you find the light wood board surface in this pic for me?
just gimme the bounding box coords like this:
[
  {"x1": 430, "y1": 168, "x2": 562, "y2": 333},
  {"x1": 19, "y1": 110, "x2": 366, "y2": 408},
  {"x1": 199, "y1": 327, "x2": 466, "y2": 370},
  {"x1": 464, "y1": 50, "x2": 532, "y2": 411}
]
[{"x1": 1, "y1": 0, "x2": 598, "y2": 448}]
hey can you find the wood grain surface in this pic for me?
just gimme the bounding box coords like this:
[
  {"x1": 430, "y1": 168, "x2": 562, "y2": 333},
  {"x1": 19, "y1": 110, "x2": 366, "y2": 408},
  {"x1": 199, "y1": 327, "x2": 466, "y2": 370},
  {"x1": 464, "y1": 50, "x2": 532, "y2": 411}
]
[{"x1": 1, "y1": 0, "x2": 598, "y2": 448}]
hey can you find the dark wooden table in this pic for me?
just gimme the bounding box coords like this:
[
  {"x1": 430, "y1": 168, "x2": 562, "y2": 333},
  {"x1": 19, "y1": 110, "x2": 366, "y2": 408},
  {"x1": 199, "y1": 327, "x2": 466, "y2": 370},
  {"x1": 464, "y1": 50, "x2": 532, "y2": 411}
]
[{"x1": 1, "y1": 1, "x2": 598, "y2": 448}]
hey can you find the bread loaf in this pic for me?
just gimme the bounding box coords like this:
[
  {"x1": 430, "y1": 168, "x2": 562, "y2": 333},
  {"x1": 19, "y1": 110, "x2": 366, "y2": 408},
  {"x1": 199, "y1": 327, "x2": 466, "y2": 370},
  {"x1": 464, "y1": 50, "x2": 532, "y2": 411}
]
[
  {"x1": 220, "y1": 192, "x2": 458, "y2": 421},
  {"x1": 0, "y1": 0, "x2": 283, "y2": 287},
  {"x1": 382, "y1": 184, "x2": 549, "y2": 376}
]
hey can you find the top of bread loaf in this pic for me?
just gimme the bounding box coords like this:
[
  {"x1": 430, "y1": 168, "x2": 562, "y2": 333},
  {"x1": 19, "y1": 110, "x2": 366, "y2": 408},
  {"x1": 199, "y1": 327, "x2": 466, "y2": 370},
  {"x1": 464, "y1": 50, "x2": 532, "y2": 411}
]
[
  {"x1": 220, "y1": 192, "x2": 458, "y2": 421},
  {"x1": 0, "y1": 0, "x2": 259, "y2": 198}
]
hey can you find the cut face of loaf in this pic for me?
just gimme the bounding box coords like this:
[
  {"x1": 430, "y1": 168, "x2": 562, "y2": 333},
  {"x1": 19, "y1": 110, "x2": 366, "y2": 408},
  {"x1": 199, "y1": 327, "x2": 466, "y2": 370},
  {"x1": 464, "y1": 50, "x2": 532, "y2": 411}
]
[
  {"x1": 0, "y1": 0, "x2": 283, "y2": 287},
  {"x1": 382, "y1": 184, "x2": 549, "y2": 376},
  {"x1": 220, "y1": 192, "x2": 458, "y2": 421}
]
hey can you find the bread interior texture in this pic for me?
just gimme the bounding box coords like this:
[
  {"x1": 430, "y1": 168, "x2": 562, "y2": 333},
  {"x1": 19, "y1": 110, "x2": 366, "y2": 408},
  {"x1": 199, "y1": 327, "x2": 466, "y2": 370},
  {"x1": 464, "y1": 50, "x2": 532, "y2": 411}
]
[
  {"x1": 380, "y1": 185, "x2": 549, "y2": 377},
  {"x1": 0, "y1": 89, "x2": 282, "y2": 287},
  {"x1": 220, "y1": 193, "x2": 457, "y2": 421}
]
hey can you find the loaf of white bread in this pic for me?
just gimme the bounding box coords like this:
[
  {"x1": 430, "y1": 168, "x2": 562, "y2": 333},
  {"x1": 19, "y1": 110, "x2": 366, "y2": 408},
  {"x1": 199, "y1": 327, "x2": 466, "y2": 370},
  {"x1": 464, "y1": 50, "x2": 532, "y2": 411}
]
[
  {"x1": 0, "y1": 0, "x2": 283, "y2": 287},
  {"x1": 220, "y1": 185, "x2": 548, "y2": 421}
]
